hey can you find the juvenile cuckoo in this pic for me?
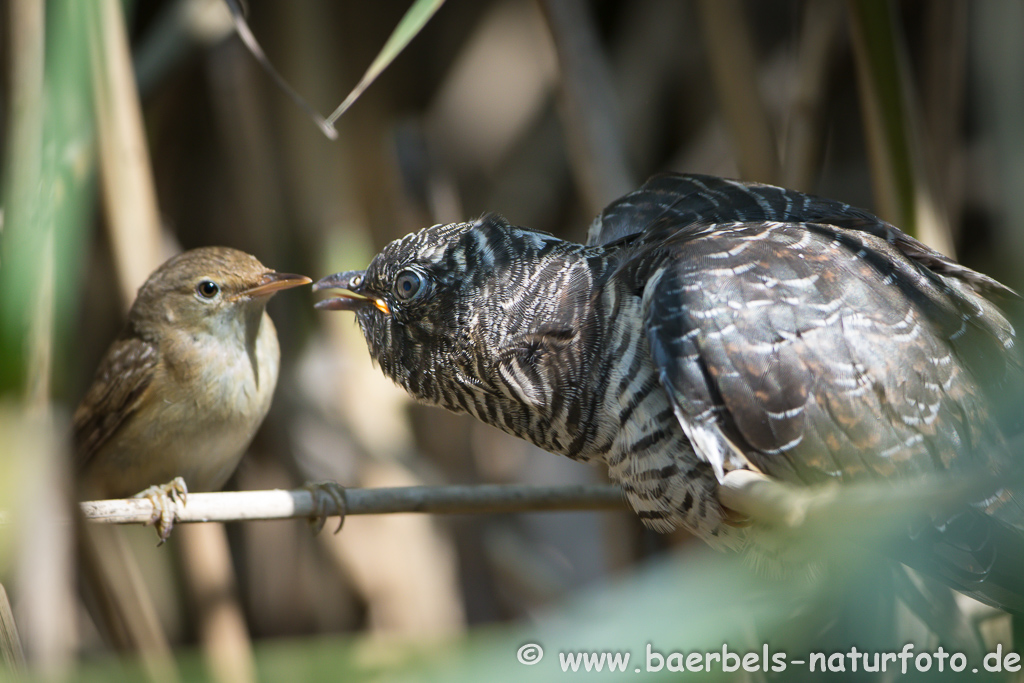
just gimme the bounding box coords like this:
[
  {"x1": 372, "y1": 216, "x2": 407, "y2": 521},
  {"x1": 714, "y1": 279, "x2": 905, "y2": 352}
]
[{"x1": 315, "y1": 174, "x2": 1024, "y2": 611}]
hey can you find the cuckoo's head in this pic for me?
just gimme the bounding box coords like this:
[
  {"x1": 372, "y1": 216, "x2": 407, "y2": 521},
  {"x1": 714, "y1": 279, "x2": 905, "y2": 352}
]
[
  {"x1": 314, "y1": 220, "x2": 473, "y2": 396},
  {"x1": 314, "y1": 215, "x2": 593, "y2": 413}
]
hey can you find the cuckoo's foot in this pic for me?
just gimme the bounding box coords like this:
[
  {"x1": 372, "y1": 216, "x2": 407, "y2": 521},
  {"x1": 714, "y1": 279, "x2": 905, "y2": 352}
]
[
  {"x1": 301, "y1": 481, "x2": 347, "y2": 535},
  {"x1": 721, "y1": 505, "x2": 753, "y2": 528},
  {"x1": 133, "y1": 476, "x2": 188, "y2": 545}
]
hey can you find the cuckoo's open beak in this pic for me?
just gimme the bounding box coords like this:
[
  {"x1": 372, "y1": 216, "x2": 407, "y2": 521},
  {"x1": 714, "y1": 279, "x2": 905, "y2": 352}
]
[
  {"x1": 314, "y1": 271, "x2": 390, "y2": 315},
  {"x1": 236, "y1": 271, "x2": 312, "y2": 300}
]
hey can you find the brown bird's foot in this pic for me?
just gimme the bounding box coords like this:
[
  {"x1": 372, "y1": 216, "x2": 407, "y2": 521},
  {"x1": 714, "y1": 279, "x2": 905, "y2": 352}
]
[
  {"x1": 300, "y1": 481, "x2": 346, "y2": 535},
  {"x1": 133, "y1": 476, "x2": 188, "y2": 545}
]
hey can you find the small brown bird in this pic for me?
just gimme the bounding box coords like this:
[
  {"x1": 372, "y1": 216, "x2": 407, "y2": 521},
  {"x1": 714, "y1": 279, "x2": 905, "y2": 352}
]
[{"x1": 75, "y1": 247, "x2": 311, "y2": 540}]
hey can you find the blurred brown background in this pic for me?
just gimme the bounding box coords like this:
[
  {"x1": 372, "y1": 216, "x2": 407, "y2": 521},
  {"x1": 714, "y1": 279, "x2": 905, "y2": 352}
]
[{"x1": 4, "y1": 0, "x2": 1024, "y2": 679}]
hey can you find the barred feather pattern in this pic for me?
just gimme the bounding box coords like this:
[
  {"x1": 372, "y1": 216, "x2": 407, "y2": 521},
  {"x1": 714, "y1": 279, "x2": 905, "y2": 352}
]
[
  {"x1": 332, "y1": 174, "x2": 1024, "y2": 592},
  {"x1": 349, "y1": 214, "x2": 738, "y2": 542}
]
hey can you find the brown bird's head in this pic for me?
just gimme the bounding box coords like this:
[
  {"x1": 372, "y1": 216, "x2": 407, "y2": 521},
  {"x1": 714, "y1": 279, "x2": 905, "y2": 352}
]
[{"x1": 130, "y1": 246, "x2": 311, "y2": 338}]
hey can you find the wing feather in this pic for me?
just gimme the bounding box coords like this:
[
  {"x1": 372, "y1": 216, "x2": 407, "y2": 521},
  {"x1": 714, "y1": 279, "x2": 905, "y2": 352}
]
[
  {"x1": 74, "y1": 334, "x2": 159, "y2": 469},
  {"x1": 599, "y1": 173, "x2": 1024, "y2": 611},
  {"x1": 640, "y1": 221, "x2": 1013, "y2": 487}
]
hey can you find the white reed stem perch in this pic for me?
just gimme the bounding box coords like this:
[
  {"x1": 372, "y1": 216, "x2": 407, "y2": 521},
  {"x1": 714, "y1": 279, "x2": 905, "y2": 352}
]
[
  {"x1": 78, "y1": 471, "x2": 1007, "y2": 533},
  {"x1": 80, "y1": 484, "x2": 628, "y2": 526}
]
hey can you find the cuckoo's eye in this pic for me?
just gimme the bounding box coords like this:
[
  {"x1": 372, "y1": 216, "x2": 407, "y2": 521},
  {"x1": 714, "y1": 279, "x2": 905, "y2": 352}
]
[
  {"x1": 196, "y1": 279, "x2": 220, "y2": 299},
  {"x1": 394, "y1": 269, "x2": 426, "y2": 300}
]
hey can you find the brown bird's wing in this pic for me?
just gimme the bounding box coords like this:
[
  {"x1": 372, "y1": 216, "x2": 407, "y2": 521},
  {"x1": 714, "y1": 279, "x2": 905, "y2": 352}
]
[{"x1": 74, "y1": 334, "x2": 159, "y2": 469}]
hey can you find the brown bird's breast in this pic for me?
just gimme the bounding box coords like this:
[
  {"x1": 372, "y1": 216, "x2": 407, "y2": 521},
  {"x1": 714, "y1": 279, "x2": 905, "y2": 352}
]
[{"x1": 78, "y1": 312, "x2": 281, "y2": 499}]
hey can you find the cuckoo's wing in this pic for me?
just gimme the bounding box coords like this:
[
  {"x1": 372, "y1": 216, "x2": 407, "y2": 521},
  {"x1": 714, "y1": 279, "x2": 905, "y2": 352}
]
[
  {"x1": 636, "y1": 220, "x2": 1024, "y2": 611},
  {"x1": 592, "y1": 173, "x2": 1014, "y2": 300},
  {"x1": 638, "y1": 220, "x2": 1015, "y2": 484},
  {"x1": 892, "y1": 506, "x2": 1024, "y2": 614},
  {"x1": 638, "y1": 219, "x2": 1015, "y2": 481},
  {"x1": 74, "y1": 333, "x2": 159, "y2": 469}
]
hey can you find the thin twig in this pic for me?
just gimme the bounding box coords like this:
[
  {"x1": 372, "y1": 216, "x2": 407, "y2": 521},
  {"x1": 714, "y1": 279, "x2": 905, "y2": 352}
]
[
  {"x1": 79, "y1": 522, "x2": 181, "y2": 683},
  {"x1": 921, "y1": 1, "x2": 968, "y2": 208},
  {"x1": 696, "y1": 0, "x2": 780, "y2": 185},
  {"x1": 5, "y1": 410, "x2": 76, "y2": 677},
  {"x1": 78, "y1": 472, "x2": 1008, "y2": 534},
  {"x1": 222, "y1": 0, "x2": 336, "y2": 139},
  {"x1": 88, "y1": 0, "x2": 165, "y2": 307},
  {"x1": 134, "y1": 0, "x2": 235, "y2": 97},
  {"x1": 81, "y1": 484, "x2": 627, "y2": 526},
  {"x1": 0, "y1": 0, "x2": 45, "y2": 395},
  {"x1": 846, "y1": 0, "x2": 953, "y2": 256},
  {"x1": 539, "y1": 0, "x2": 634, "y2": 215},
  {"x1": 325, "y1": 0, "x2": 447, "y2": 127},
  {"x1": 178, "y1": 524, "x2": 255, "y2": 683},
  {"x1": 0, "y1": 583, "x2": 26, "y2": 674},
  {"x1": 782, "y1": 0, "x2": 843, "y2": 192}
]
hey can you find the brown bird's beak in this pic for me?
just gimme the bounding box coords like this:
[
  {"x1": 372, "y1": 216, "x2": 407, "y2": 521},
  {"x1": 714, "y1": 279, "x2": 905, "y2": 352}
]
[
  {"x1": 236, "y1": 271, "x2": 313, "y2": 300},
  {"x1": 313, "y1": 270, "x2": 390, "y2": 315}
]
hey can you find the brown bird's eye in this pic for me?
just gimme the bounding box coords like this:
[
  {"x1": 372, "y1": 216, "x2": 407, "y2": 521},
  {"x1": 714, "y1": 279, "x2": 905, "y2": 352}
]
[
  {"x1": 196, "y1": 279, "x2": 220, "y2": 299},
  {"x1": 394, "y1": 270, "x2": 425, "y2": 300}
]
